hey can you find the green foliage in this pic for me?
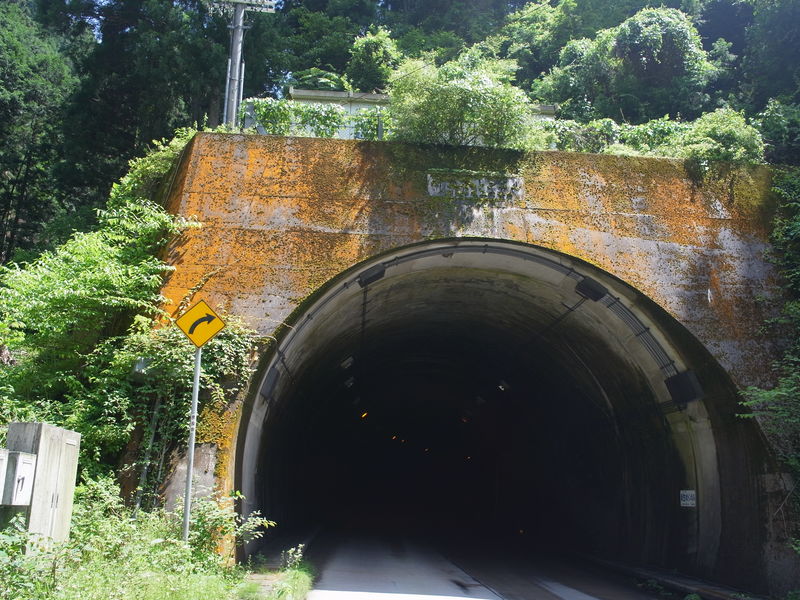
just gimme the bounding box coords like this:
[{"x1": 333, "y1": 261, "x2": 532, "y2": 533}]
[
  {"x1": 267, "y1": 563, "x2": 314, "y2": 600},
  {"x1": 617, "y1": 115, "x2": 690, "y2": 153},
  {"x1": 756, "y1": 99, "x2": 800, "y2": 165},
  {"x1": 188, "y1": 490, "x2": 274, "y2": 564},
  {"x1": 0, "y1": 2, "x2": 77, "y2": 261},
  {"x1": 1, "y1": 477, "x2": 270, "y2": 600},
  {"x1": 383, "y1": 0, "x2": 518, "y2": 47},
  {"x1": 543, "y1": 118, "x2": 623, "y2": 153},
  {"x1": 388, "y1": 51, "x2": 536, "y2": 148},
  {"x1": 58, "y1": 315, "x2": 255, "y2": 479},
  {"x1": 10, "y1": 0, "x2": 800, "y2": 262},
  {"x1": 537, "y1": 109, "x2": 764, "y2": 165},
  {"x1": 286, "y1": 5, "x2": 369, "y2": 77},
  {"x1": 533, "y1": 8, "x2": 715, "y2": 123},
  {"x1": 60, "y1": 0, "x2": 228, "y2": 215},
  {"x1": 351, "y1": 108, "x2": 394, "y2": 141},
  {"x1": 742, "y1": 0, "x2": 800, "y2": 109},
  {"x1": 290, "y1": 67, "x2": 354, "y2": 92},
  {"x1": 346, "y1": 27, "x2": 402, "y2": 92},
  {"x1": 741, "y1": 168, "x2": 800, "y2": 475},
  {"x1": 0, "y1": 130, "x2": 196, "y2": 441},
  {"x1": 248, "y1": 99, "x2": 347, "y2": 138},
  {"x1": 0, "y1": 127, "x2": 257, "y2": 477},
  {"x1": 675, "y1": 107, "x2": 764, "y2": 166},
  {"x1": 486, "y1": 1, "x2": 572, "y2": 89},
  {"x1": 249, "y1": 98, "x2": 294, "y2": 136},
  {"x1": 297, "y1": 103, "x2": 348, "y2": 138},
  {"x1": 264, "y1": 545, "x2": 314, "y2": 600},
  {"x1": 0, "y1": 514, "x2": 66, "y2": 600}
]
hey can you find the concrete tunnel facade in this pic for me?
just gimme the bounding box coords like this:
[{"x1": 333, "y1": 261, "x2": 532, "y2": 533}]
[{"x1": 159, "y1": 133, "x2": 798, "y2": 594}]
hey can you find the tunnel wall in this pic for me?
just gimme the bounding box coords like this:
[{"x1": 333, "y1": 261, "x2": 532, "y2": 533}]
[
  {"x1": 158, "y1": 133, "x2": 796, "y2": 593},
  {"x1": 162, "y1": 133, "x2": 779, "y2": 389}
]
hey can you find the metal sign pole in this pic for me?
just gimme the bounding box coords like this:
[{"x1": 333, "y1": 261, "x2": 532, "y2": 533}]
[
  {"x1": 182, "y1": 346, "x2": 203, "y2": 542},
  {"x1": 225, "y1": 3, "x2": 246, "y2": 127},
  {"x1": 216, "y1": 0, "x2": 275, "y2": 127}
]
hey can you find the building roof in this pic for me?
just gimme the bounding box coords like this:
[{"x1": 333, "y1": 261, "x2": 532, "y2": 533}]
[{"x1": 288, "y1": 87, "x2": 390, "y2": 105}]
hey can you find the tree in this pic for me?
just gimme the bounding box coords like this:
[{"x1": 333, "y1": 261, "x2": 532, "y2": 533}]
[
  {"x1": 676, "y1": 107, "x2": 764, "y2": 164},
  {"x1": 742, "y1": 0, "x2": 800, "y2": 109},
  {"x1": 286, "y1": 5, "x2": 369, "y2": 76},
  {"x1": 383, "y1": 0, "x2": 525, "y2": 45},
  {"x1": 60, "y1": 0, "x2": 228, "y2": 218},
  {"x1": 0, "y1": 2, "x2": 76, "y2": 261},
  {"x1": 347, "y1": 28, "x2": 402, "y2": 92},
  {"x1": 756, "y1": 99, "x2": 800, "y2": 165},
  {"x1": 485, "y1": 1, "x2": 572, "y2": 90},
  {"x1": 388, "y1": 50, "x2": 536, "y2": 148},
  {"x1": 533, "y1": 8, "x2": 716, "y2": 122}
]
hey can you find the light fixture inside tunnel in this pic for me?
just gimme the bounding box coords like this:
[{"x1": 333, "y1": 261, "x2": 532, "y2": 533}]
[
  {"x1": 575, "y1": 276, "x2": 608, "y2": 301},
  {"x1": 665, "y1": 370, "x2": 703, "y2": 408},
  {"x1": 357, "y1": 264, "x2": 386, "y2": 288}
]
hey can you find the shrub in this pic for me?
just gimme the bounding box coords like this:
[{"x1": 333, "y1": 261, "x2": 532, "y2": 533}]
[
  {"x1": 249, "y1": 98, "x2": 294, "y2": 136},
  {"x1": 618, "y1": 116, "x2": 690, "y2": 154},
  {"x1": 388, "y1": 51, "x2": 537, "y2": 149},
  {"x1": 351, "y1": 107, "x2": 393, "y2": 141},
  {"x1": 756, "y1": 99, "x2": 800, "y2": 165},
  {"x1": 247, "y1": 98, "x2": 347, "y2": 139},
  {"x1": 0, "y1": 478, "x2": 272, "y2": 600},
  {"x1": 676, "y1": 108, "x2": 765, "y2": 166},
  {"x1": 543, "y1": 119, "x2": 621, "y2": 153}
]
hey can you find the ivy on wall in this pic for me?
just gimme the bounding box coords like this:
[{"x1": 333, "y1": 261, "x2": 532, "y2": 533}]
[
  {"x1": 245, "y1": 98, "x2": 392, "y2": 141},
  {"x1": 0, "y1": 127, "x2": 257, "y2": 485}
]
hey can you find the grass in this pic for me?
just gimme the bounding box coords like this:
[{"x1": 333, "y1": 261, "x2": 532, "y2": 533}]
[
  {"x1": 267, "y1": 563, "x2": 315, "y2": 599},
  {"x1": 237, "y1": 562, "x2": 315, "y2": 600}
]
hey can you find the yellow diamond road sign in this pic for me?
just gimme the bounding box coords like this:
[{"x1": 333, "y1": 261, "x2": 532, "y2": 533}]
[{"x1": 176, "y1": 300, "x2": 226, "y2": 348}]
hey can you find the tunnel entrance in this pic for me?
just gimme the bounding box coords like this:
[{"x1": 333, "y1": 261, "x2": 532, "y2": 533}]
[{"x1": 237, "y1": 239, "x2": 744, "y2": 579}]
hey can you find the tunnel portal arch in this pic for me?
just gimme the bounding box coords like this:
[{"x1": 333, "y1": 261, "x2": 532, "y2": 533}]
[{"x1": 235, "y1": 238, "x2": 768, "y2": 589}]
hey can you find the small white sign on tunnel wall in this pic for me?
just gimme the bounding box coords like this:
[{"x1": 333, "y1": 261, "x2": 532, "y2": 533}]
[{"x1": 680, "y1": 489, "x2": 697, "y2": 507}]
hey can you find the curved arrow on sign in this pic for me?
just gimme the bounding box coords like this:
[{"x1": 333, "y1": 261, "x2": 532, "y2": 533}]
[{"x1": 188, "y1": 313, "x2": 216, "y2": 334}]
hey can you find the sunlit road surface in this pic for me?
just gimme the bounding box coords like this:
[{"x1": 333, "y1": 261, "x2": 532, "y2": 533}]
[
  {"x1": 307, "y1": 533, "x2": 662, "y2": 600},
  {"x1": 307, "y1": 534, "x2": 501, "y2": 600}
]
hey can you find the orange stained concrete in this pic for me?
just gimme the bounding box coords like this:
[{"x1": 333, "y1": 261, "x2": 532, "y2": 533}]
[{"x1": 161, "y1": 133, "x2": 778, "y2": 391}]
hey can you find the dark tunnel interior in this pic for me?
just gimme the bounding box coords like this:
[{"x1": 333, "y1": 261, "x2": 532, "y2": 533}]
[{"x1": 248, "y1": 257, "x2": 692, "y2": 566}]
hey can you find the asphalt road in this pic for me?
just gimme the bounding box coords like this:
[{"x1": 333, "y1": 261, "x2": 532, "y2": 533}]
[{"x1": 307, "y1": 532, "x2": 663, "y2": 600}]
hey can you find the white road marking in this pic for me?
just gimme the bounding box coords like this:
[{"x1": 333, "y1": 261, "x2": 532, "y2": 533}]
[
  {"x1": 532, "y1": 576, "x2": 602, "y2": 600},
  {"x1": 309, "y1": 593, "x2": 498, "y2": 600}
]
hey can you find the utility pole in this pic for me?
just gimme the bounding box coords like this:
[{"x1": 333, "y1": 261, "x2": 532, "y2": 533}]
[{"x1": 216, "y1": 0, "x2": 276, "y2": 127}]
